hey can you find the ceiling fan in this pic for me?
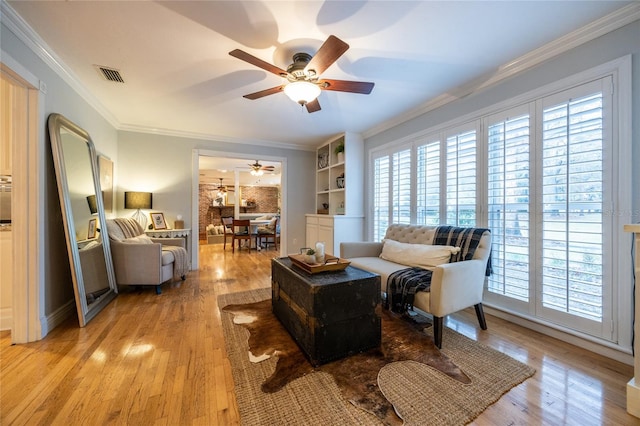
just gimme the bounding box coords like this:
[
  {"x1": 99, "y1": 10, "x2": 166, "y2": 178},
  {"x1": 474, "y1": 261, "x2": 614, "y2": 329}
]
[
  {"x1": 248, "y1": 160, "x2": 274, "y2": 176},
  {"x1": 216, "y1": 178, "x2": 231, "y2": 193},
  {"x1": 229, "y1": 35, "x2": 374, "y2": 113}
]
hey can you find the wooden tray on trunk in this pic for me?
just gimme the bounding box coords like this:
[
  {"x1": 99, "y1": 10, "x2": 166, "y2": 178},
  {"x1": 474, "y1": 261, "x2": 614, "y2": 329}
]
[{"x1": 288, "y1": 254, "x2": 351, "y2": 274}]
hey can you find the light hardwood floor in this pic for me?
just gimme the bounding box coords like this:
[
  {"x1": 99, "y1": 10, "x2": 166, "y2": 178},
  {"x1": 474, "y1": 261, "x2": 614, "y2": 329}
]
[{"x1": 1, "y1": 242, "x2": 638, "y2": 425}]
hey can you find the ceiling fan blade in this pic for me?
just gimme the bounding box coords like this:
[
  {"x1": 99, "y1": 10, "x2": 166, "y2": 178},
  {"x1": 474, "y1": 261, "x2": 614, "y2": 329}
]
[
  {"x1": 319, "y1": 79, "x2": 374, "y2": 94},
  {"x1": 304, "y1": 35, "x2": 349, "y2": 76},
  {"x1": 306, "y1": 98, "x2": 321, "y2": 113},
  {"x1": 242, "y1": 85, "x2": 285, "y2": 100},
  {"x1": 229, "y1": 49, "x2": 289, "y2": 77},
  {"x1": 261, "y1": 166, "x2": 275, "y2": 170}
]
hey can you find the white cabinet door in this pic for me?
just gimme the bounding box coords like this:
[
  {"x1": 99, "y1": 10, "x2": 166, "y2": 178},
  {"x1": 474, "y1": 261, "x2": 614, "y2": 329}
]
[
  {"x1": 306, "y1": 214, "x2": 363, "y2": 256},
  {"x1": 306, "y1": 220, "x2": 318, "y2": 250},
  {"x1": 317, "y1": 225, "x2": 335, "y2": 256}
]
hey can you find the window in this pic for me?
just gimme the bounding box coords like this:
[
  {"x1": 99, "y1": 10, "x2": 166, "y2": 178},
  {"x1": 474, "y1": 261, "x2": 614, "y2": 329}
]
[
  {"x1": 370, "y1": 62, "x2": 628, "y2": 344},
  {"x1": 417, "y1": 141, "x2": 440, "y2": 225},
  {"x1": 373, "y1": 156, "x2": 390, "y2": 242},
  {"x1": 446, "y1": 129, "x2": 477, "y2": 226},
  {"x1": 538, "y1": 82, "x2": 610, "y2": 335},
  {"x1": 391, "y1": 149, "x2": 412, "y2": 225},
  {"x1": 487, "y1": 111, "x2": 531, "y2": 302}
]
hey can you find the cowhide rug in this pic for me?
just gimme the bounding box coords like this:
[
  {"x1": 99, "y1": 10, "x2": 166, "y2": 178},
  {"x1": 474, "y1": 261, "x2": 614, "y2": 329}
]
[{"x1": 222, "y1": 300, "x2": 469, "y2": 425}]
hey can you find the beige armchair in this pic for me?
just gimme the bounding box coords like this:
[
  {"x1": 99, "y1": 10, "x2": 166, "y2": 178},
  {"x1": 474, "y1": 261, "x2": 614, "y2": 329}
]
[
  {"x1": 106, "y1": 218, "x2": 189, "y2": 294},
  {"x1": 341, "y1": 224, "x2": 491, "y2": 348}
]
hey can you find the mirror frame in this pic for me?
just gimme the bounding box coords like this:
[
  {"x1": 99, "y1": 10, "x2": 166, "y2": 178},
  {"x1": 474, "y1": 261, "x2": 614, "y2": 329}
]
[{"x1": 48, "y1": 113, "x2": 117, "y2": 326}]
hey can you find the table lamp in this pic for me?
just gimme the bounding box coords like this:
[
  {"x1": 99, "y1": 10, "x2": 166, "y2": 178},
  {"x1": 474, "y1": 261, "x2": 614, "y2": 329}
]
[{"x1": 124, "y1": 191, "x2": 152, "y2": 229}]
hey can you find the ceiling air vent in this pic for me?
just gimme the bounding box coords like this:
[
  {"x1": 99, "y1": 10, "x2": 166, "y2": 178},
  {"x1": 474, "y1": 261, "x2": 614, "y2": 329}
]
[{"x1": 94, "y1": 65, "x2": 124, "y2": 83}]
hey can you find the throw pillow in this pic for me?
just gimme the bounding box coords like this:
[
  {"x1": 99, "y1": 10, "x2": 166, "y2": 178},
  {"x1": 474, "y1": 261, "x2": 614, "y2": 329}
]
[
  {"x1": 121, "y1": 234, "x2": 154, "y2": 244},
  {"x1": 379, "y1": 239, "x2": 460, "y2": 268}
]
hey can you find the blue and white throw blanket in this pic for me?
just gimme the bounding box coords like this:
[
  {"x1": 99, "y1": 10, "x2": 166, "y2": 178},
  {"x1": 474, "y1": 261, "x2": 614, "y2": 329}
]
[{"x1": 386, "y1": 226, "x2": 491, "y2": 313}]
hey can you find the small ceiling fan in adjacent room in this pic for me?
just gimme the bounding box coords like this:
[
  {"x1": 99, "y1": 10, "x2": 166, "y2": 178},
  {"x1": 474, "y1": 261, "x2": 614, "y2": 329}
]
[
  {"x1": 229, "y1": 35, "x2": 374, "y2": 113},
  {"x1": 248, "y1": 160, "x2": 274, "y2": 176}
]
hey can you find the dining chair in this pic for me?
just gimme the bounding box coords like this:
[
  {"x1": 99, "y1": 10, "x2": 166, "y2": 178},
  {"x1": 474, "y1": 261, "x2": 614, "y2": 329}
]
[
  {"x1": 256, "y1": 216, "x2": 279, "y2": 251},
  {"x1": 222, "y1": 216, "x2": 234, "y2": 250},
  {"x1": 232, "y1": 219, "x2": 252, "y2": 252}
]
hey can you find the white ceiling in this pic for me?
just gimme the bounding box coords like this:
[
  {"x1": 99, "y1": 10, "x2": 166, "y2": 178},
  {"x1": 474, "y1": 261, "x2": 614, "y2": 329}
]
[
  {"x1": 198, "y1": 156, "x2": 281, "y2": 186},
  {"x1": 6, "y1": 1, "x2": 633, "y2": 149}
]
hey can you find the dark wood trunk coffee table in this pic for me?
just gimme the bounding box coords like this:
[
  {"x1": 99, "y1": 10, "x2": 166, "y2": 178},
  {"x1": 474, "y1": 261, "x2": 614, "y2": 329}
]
[{"x1": 271, "y1": 257, "x2": 381, "y2": 366}]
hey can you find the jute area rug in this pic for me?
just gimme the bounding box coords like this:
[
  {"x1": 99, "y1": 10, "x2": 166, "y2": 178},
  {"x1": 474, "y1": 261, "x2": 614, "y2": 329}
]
[{"x1": 219, "y1": 288, "x2": 535, "y2": 426}]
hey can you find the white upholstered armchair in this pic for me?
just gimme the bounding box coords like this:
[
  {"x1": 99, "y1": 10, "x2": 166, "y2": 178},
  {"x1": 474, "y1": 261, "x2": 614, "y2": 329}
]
[
  {"x1": 106, "y1": 218, "x2": 189, "y2": 294},
  {"x1": 341, "y1": 224, "x2": 491, "y2": 348}
]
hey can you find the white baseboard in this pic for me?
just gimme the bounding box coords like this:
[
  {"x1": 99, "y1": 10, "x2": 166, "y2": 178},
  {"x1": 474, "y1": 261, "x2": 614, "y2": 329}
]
[
  {"x1": 40, "y1": 300, "x2": 75, "y2": 336},
  {"x1": 483, "y1": 305, "x2": 634, "y2": 366}
]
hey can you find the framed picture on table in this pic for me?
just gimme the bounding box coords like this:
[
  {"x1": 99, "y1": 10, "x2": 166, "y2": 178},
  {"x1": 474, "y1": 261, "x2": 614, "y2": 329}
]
[
  {"x1": 87, "y1": 218, "x2": 97, "y2": 239},
  {"x1": 150, "y1": 212, "x2": 167, "y2": 230}
]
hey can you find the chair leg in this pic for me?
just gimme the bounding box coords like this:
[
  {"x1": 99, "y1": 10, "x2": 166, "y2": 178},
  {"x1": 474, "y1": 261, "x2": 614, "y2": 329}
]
[
  {"x1": 433, "y1": 316, "x2": 443, "y2": 349},
  {"x1": 474, "y1": 303, "x2": 488, "y2": 330}
]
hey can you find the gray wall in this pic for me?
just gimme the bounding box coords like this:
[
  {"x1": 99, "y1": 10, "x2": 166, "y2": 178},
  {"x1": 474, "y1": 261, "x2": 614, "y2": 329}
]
[
  {"x1": 1, "y1": 22, "x2": 119, "y2": 317},
  {"x1": 116, "y1": 131, "x2": 315, "y2": 254},
  {"x1": 364, "y1": 20, "x2": 640, "y2": 228},
  {"x1": 2, "y1": 17, "x2": 317, "y2": 322}
]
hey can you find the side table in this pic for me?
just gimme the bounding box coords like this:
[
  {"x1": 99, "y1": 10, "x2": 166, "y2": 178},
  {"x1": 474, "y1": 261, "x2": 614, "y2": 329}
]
[{"x1": 145, "y1": 228, "x2": 192, "y2": 269}]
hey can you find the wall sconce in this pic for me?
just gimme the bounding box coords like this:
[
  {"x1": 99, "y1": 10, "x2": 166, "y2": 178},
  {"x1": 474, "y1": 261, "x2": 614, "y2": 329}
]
[{"x1": 124, "y1": 191, "x2": 152, "y2": 229}]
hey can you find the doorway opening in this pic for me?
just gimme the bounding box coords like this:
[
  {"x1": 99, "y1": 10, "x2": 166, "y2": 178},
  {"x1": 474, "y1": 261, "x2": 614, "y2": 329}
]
[
  {"x1": 191, "y1": 150, "x2": 286, "y2": 268},
  {"x1": 1, "y1": 60, "x2": 43, "y2": 343}
]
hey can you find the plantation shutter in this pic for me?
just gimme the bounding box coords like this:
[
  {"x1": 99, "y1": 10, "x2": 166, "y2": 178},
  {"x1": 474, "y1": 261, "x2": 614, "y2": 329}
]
[
  {"x1": 417, "y1": 140, "x2": 440, "y2": 226},
  {"x1": 446, "y1": 128, "x2": 477, "y2": 226},
  {"x1": 486, "y1": 108, "x2": 531, "y2": 303},
  {"x1": 538, "y1": 78, "x2": 612, "y2": 338},
  {"x1": 373, "y1": 156, "x2": 390, "y2": 242},
  {"x1": 391, "y1": 149, "x2": 412, "y2": 225}
]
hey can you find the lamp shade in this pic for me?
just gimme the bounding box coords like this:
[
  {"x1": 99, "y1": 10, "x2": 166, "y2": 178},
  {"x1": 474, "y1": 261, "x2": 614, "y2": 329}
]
[
  {"x1": 283, "y1": 81, "x2": 321, "y2": 105},
  {"x1": 124, "y1": 191, "x2": 152, "y2": 209},
  {"x1": 86, "y1": 195, "x2": 98, "y2": 215}
]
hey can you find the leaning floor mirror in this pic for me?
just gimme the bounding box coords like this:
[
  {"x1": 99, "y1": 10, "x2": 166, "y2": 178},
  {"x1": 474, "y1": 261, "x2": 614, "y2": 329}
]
[{"x1": 48, "y1": 113, "x2": 117, "y2": 326}]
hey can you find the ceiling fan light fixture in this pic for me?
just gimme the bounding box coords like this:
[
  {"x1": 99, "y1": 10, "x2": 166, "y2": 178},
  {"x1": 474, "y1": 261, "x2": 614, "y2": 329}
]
[
  {"x1": 284, "y1": 81, "x2": 321, "y2": 105},
  {"x1": 216, "y1": 178, "x2": 227, "y2": 196},
  {"x1": 251, "y1": 169, "x2": 264, "y2": 176}
]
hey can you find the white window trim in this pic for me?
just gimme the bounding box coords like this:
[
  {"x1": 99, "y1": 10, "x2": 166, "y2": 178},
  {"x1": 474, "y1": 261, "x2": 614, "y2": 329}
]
[{"x1": 367, "y1": 55, "x2": 632, "y2": 355}]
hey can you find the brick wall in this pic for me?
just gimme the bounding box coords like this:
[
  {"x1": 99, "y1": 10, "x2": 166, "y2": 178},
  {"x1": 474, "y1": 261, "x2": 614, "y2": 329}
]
[{"x1": 197, "y1": 184, "x2": 280, "y2": 240}]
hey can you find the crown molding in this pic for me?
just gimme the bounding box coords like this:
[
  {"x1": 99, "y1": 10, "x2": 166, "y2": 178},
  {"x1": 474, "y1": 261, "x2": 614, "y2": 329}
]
[
  {"x1": 363, "y1": 3, "x2": 640, "y2": 140},
  {"x1": 118, "y1": 123, "x2": 315, "y2": 152},
  {"x1": 2, "y1": 0, "x2": 314, "y2": 150},
  {"x1": 1, "y1": 1, "x2": 121, "y2": 128},
  {"x1": 4, "y1": 1, "x2": 637, "y2": 148}
]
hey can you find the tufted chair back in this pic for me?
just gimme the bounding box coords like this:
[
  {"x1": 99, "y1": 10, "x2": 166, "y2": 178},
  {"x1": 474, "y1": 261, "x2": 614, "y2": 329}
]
[
  {"x1": 384, "y1": 224, "x2": 436, "y2": 245},
  {"x1": 384, "y1": 223, "x2": 490, "y2": 264}
]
